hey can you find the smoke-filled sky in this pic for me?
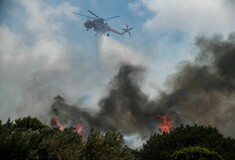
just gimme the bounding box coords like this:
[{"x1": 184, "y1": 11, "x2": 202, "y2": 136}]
[{"x1": 1, "y1": 0, "x2": 235, "y2": 141}]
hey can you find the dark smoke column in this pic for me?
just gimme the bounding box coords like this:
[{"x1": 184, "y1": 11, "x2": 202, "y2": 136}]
[
  {"x1": 156, "y1": 33, "x2": 235, "y2": 137},
  {"x1": 95, "y1": 64, "x2": 173, "y2": 135}
]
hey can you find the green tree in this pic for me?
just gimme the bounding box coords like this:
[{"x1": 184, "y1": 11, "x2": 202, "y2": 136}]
[
  {"x1": 14, "y1": 116, "x2": 46, "y2": 131},
  {"x1": 0, "y1": 117, "x2": 86, "y2": 160},
  {"x1": 171, "y1": 146, "x2": 224, "y2": 160},
  {"x1": 0, "y1": 117, "x2": 46, "y2": 159},
  {"x1": 84, "y1": 128, "x2": 134, "y2": 160},
  {"x1": 0, "y1": 130, "x2": 40, "y2": 160},
  {"x1": 83, "y1": 128, "x2": 103, "y2": 159},
  {"x1": 140, "y1": 124, "x2": 235, "y2": 160},
  {"x1": 2, "y1": 118, "x2": 14, "y2": 132},
  {"x1": 38, "y1": 128, "x2": 84, "y2": 160},
  {"x1": 101, "y1": 130, "x2": 134, "y2": 160}
]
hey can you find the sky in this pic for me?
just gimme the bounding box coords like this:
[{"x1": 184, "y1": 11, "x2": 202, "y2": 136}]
[{"x1": 0, "y1": 0, "x2": 235, "y2": 140}]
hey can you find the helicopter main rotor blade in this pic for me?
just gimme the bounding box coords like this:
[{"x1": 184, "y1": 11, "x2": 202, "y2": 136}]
[
  {"x1": 87, "y1": 10, "x2": 100, "y2": 18},
  {"x1": 104, "y1": 16, "x2": 120, "y2": 21},
  {"x1": 73, "y1": 12, "x2": 96, "y2": 19}
]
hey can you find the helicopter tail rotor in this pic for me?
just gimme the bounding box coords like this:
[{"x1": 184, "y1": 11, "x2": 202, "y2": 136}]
[{"x1": 122, "y1": 24, "x2": 133, "y2": 36}]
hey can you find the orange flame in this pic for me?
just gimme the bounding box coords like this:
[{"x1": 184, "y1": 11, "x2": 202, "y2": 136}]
[
  {"x1": 158, "y1": 115, "x2": 174, "y2": 134},
  {"x1": 51, "y1": 118, "x2": 85, "y2": 138},
  {"x1": 51, "y1": 118, "x2": 64, "y2": 131},
  {"x1": 74, "y1": 123, "x2": 84, "y2": 137}
]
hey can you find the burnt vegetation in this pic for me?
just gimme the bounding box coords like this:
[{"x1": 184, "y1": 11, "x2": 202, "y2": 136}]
[{"x1": 0, "y1": 116, "x2": 235, "y2": 160}]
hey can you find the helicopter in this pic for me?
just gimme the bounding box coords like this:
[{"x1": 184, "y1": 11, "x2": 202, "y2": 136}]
[{"x1": 73, "y1": 10, "x2": 133, "y2": 36}]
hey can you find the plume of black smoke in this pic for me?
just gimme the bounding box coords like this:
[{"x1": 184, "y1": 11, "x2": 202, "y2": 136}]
[
  {"x1": 50, "y1": 64, "x2": 179, "y2": 136},
  {"x1": 96, "y1": 64, "x2": 156, "y2": 134},
  {"x1": 50, "y1": 32, "x2": 235, "y2": 138},
  {"x1": 157, "y1": 33, "x2": 235, "y2": 137}
]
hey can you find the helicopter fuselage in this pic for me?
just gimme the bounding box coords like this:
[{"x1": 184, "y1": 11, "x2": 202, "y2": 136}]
[
  {"x1": 84, "y1": 19, "x2": 108, "y2": 34},
  {"x1": 74, "y1": 10, "x2": 132, "y2": 36}
]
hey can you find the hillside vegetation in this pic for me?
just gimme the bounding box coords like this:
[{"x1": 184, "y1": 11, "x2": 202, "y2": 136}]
[{"x1": 0, "y1": 116, "x2": 234, "y2": 160}]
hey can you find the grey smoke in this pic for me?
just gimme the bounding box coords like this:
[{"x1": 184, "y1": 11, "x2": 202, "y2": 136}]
[
  {"x1": 156, "y1": 33, "x2": 235, "y2": 137},
  {"x1": 51, "y1": 32, "x2": 235, "y2": 138},
  {"x1": 51, "y1": 64, "x2": 180, "y2": 136},
  {"x1": 96, "y1": 64, "x2": 157, "y2": 134}
]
